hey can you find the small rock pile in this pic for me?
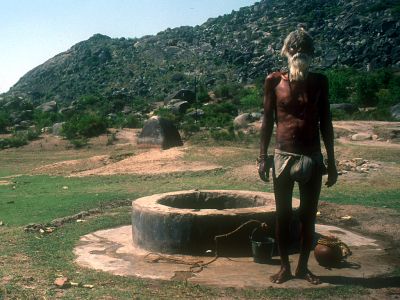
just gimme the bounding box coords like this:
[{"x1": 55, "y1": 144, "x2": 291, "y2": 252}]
[{"x1": 338, "y1": 158, "x2": 380, "y2": 174}]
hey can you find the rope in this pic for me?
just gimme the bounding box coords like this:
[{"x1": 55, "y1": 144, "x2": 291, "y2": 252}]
[
  {"x1": 317, "y1": 236, "x2": 352, "y2": 258},
  {"x1": 144, "y1": 219, "x2": 265, "y2": 273}
]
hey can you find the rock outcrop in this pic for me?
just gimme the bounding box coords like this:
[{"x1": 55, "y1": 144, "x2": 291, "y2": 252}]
[
  {"x1": 1, "y1": 0, "x2": 398, "y2": 106},
  {"x1": 137, "y1": 116, "x2": 183, "y2": 149}
]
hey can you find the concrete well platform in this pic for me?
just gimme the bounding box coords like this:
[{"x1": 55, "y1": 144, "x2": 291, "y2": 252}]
[{"x1": 74, "y1": 224, "x2": 393, "y2": 289}]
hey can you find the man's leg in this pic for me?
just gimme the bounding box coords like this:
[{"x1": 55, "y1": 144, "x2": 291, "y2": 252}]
[
  {"x1": 271, "y1": 168, "x2": 295, "y2": 284},
  {"x1": 295, "y1": 172, "x2": 322, "y2": 284}
]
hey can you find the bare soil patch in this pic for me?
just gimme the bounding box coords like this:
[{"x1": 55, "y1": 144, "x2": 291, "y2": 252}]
[
  {"x1": 70, "y1": 147, "x2": 221, "y2": 176},
  {"x1": 32, "y1": 155, "x2": 111, "y2": 176}
]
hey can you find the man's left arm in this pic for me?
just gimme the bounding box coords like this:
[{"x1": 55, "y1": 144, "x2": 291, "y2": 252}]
[{"x1": 319, "y1": 75, "x2": 338, "y2": 187}]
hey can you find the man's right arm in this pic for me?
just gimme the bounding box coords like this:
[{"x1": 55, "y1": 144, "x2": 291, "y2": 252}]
[{"x1": 258, "y1": 73, "x2": 278, "y2": 181}]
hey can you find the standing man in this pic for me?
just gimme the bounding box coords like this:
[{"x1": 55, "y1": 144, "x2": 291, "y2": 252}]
[{"x1": 258, "y1": 29, "x2": 338, "y2": 284}]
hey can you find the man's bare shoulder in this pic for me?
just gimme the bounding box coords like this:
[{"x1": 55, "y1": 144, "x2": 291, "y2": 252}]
[
  {"x1": 265, "y1": 72, "x2": 283, "y2": 89},
  {"x1": 266, "y1": 71, "x2": 284, "y2": 81}
]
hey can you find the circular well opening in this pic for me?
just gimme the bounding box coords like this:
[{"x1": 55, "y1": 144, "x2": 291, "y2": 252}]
[{"x1": 158, "y1": 191, "x2": 267, "y2": 210}]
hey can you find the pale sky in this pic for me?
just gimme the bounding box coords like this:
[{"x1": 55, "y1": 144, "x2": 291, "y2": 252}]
[{"x1": 0, "y1": 0, "x2": 258, "y2": 93}]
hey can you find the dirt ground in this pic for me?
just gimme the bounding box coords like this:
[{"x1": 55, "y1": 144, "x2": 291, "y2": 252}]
[
  {"x1": 6, "y1": 121, "x2": 400, "y2": 297},
  {"x1": 27, "y1": 121, "x2": 400, "y2": 242}
]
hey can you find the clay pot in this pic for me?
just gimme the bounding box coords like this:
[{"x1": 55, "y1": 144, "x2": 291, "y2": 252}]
[{"x1": 314, "y1": 243, "x2": 343, "y2": 267}]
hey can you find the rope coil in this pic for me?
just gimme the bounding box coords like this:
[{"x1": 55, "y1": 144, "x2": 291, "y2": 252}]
[
  {"x1": 317, "y1": 236, "x2": 352, "y2": 258},
  {"x1": 144, "y1": 219, "x2": 265, "y2": 273}
]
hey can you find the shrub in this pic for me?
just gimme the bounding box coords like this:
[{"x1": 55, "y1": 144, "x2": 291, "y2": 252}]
[
  {"x1": 210, "y1": 126, "x2": 236, "y2": 141},
  {"x1": 214, "y1": 83, "x2": 241, "y2": 99},
  {"x1": 239, "y1": 88, "x2": 262, "y2": 111},
  {"x1": 33, "y1": 110, "x2": 60, "y2": 129},
  {"x1": 131, "y1": 97, "x2": 150, "y2": 112},
  {"x1": 62, "y1": 114, "x2": 108, "y2": 139},
  {"x1": 331, "y1": 108, "x2": 351, "y2": 121},
  {"x1": 106, "y1": 133, "x2": 117, "y2": 146},
  {"x1": 123, "y1": 115, "x2": 142, "y2": 128},
  {"x1": 324, "y1": 68, "x2": 400, "y2": 110},
  {"x1": 201, "y1": 102, "x2": 237, "y2": 128},
  {"x1": 5, "y1": 133, "x2": 28, "y2": 148},
  {"x1": 324, "y1": 69, "x2": 354, "y2": 103},
  {"x1": 181, "y1": 116, "x2": 200, "y2": 137},
  {"x1": 0, "y1": 112, "x2": 10, "y2": 133},
  {"x1": 70, "y1": 138, "x2": 88, "y2": 149},
  {"x1": 197, "y1": 85, "x2": 210, "y2": 103},
  {"x1": 153, "y1": 107, "x2": 177, "y2": 122},
  {"x1": 26, "y1": 128, "x2": 40, "y2": 141},
  {"x1": 0, "y1": 129, "x2": 40, "y2": 149}
]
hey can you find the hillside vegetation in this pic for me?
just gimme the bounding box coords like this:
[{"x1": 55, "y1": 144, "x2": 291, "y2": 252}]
[{"x1": 0, "y1": 0, "x2": 399, "y2": 146}]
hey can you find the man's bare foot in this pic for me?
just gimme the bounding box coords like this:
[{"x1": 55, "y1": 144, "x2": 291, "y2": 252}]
[
  {"x1": 270, "y1": 268, "x2": 292, "y2": 284},
  {"x1": 295, "y1": 269, "x2": 321, "y2": 285}
]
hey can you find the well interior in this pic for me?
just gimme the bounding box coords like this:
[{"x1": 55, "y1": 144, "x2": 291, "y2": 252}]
[{"x1": 159, "y1": 192, "x2": 267, "y2": 209}]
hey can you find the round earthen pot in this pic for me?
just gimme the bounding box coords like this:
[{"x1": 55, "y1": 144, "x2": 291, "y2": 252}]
[{"x1": 314, "y1": 243, "x2": 342, "y2": 267}]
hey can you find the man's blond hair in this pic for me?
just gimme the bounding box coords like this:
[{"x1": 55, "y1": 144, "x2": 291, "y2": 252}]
[{"x1": 281, "y1": 29, "x2": 314, "y2": 57}]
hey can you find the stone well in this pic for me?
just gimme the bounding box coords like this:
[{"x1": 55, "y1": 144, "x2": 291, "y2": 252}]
[{"x1": 132, "y1": 190, "x2": 300, "y2": 256}]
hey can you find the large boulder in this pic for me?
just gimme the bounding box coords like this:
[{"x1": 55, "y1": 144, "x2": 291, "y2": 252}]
[
  {"x1": 52, "y1": 122, "x2": 65, "y2": 136},
  {"x1": 169, "y1": 89, "x2": 195, "y2": 104},
  {"x1": 37, "y1": 101, "x2": 57, "y2": 113},
  {"x1": 137, "y1": 116, "x2": 183, "y2": 149},
  {"x1": 166, "y1": 99, "x2": 190, "y2": 114},
  {"x1": 351, "y1": 133, "x2": 372, "y2": 141},
  {"x1": 330, "y1": 103, "x2": 358, "y2": 114},
  {"x1": 233, "y1": 112, "x2": 262, "y2": 128},
  {"x1": 390, "y1": 103, "x2": 400, "y2": 120},
  {"x1": 234, "y1": 113, "x2": 252, "y2": 128}
]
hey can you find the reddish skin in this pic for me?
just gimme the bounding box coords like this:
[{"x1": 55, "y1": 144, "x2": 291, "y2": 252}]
[{"x1": 259, "y1": 71, "x2": 338, "y2": 285}]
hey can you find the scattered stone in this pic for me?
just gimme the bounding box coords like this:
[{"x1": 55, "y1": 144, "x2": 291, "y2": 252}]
[
  {"x1": 351, "y1": 133, "x2": 372, "y2": 141},
  {"x1": 54, "y1": 277, "x2": 71, "y2": 289},
  {"x1": 41, "y1": 126, "x2": 52, "y2": 134},
  {"x1": 186, "y1": 109, "x2": 204, "y2": 119},
  {"x1": 62, "y1": 186, "x2": 69, "y2": 190},
  {"x1": 24, "y1": 223, "x2": 55, "y2": 234},
  {"x1": 0, "y1": 221, "x2": 4, "y2": 226},
  {"x1": 338, "y1": 158, "x2": 380, "y2": 173}
]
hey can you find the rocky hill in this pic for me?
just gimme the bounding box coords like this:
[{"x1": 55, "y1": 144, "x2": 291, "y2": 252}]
[{"x1": 1, "y1": 0, "x2": 399, "y2": 110}]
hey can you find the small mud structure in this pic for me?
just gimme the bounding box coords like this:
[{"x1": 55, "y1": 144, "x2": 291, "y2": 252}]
[{"x1": 132, "y1": 190, "x2": 298, "y2": 256}]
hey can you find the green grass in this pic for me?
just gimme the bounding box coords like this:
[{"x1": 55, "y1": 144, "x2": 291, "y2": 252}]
[
  {"x1": 0, "y1": 214, "x2": 371, "y2": 299},
  {"x1": 321, "y1": 188, "x2": 400, "y2": 211},
  {"x1": 0, "y1": 170, "x2": 273, "y2": 226},
  {"x1": 0, "y1": 138, "x2": 398, "y2": 298}
]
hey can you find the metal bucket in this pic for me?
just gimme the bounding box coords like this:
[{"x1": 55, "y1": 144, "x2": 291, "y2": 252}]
[{"x1": 250, "y1": 227, "x2": 275, "y2": 264}]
